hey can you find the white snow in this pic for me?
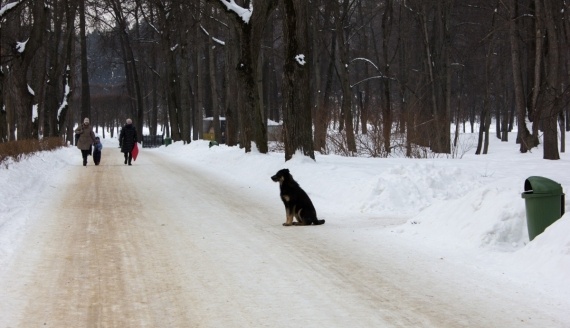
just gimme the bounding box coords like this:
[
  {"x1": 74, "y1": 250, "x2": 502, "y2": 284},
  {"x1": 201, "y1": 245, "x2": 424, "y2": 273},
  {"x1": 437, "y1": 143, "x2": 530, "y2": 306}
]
[
  {"x1": 15, "y1": 39, "x2": 28, "y2": 53},
  {"x1": 1, "y1": 130, "x2": 569, "y2": 324},
  {"x1": 219, "y1": 0, "x2": 252, "y2": 23}
]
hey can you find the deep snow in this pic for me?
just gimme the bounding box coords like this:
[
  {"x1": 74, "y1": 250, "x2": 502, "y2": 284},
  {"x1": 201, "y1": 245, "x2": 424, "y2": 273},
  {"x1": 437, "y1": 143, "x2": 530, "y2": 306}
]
[{"x1": 1, "y1": 131, "x2": 569, "y2": 324}]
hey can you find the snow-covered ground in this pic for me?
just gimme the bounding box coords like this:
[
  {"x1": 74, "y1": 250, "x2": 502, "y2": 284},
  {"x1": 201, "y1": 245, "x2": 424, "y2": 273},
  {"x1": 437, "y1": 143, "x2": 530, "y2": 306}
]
[{"x1": 1, "y1": 131, "x2": 569, "y2": 326}]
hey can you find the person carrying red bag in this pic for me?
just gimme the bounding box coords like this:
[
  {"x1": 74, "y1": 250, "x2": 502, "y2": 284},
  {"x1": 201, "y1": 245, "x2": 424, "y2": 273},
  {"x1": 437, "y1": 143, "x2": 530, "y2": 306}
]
[{"x1": 119, "y1": 118, "x2": 138, "y2": 166}]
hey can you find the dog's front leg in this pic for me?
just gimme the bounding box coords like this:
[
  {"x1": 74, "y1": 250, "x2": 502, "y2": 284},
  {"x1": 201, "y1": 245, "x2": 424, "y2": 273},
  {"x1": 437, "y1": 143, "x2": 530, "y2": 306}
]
[
  {"x1": 283, "y1": 207, "x2": 294, "y2": 226},
  {"x1": 292, "y1": 209, "x2": 306, "y2": 226}
]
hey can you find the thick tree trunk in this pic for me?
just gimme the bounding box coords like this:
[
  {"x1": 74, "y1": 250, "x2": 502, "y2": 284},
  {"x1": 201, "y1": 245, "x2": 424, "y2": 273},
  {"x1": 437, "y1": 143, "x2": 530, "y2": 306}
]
[
  {"x1": 4, "y1": 0, "x2": 47, "y2": 140},
  {"x1": 509, "y1": 0, "x2": 534, "y2": 152},
  {"x1": 426, "y1": 2, "x2": 451, "y2": 154},
  {"x1": 209, "y1": 0, "x2": 275, "y2": 154},
  {"x1": 541, "y1": 0, "x2": 561, "y2": 160},
  {"x1": 224, "y1": 34, "x2": 239, "y2": 147},
  {"x1": 281, "y1": 0, "x2": 314, "y2": 161}
]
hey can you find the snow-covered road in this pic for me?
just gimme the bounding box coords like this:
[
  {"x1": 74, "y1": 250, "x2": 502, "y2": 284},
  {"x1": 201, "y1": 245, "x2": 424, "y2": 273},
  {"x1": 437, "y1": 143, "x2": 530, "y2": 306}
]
[{"x1": 1, "y1": 148, "x2": 567, "y2": 327}]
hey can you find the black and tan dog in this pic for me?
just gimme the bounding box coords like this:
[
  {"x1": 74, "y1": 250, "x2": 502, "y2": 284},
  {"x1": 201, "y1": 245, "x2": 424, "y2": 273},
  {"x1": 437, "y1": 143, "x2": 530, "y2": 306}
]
[{"x1": 271, "y1": 169, "x2": 325, "y2": 226}]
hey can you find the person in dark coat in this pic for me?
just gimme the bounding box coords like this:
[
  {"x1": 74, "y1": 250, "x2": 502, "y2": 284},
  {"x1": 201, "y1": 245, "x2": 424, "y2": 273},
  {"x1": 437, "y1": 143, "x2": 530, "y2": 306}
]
[
  {"x1": 119, "y1": 118, "x2": 138, "y2": 165},
  {"x1": 93, "y1": 136, "x2": 103, "y2": 165},
  {"x1": 74, "y1": 117, "x2": 96, "y2": 166}
]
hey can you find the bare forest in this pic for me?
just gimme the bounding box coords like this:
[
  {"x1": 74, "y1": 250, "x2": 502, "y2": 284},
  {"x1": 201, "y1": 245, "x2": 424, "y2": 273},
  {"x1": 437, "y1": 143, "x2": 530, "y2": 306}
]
[{"x1": 1, "y1": 0, "x2": 569, "y2": 160}]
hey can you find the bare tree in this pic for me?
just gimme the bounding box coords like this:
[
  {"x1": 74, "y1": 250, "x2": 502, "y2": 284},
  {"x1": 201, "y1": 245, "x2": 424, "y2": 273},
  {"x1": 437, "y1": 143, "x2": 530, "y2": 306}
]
[
  {"x1": 540, "y1": 0, "x2": 562, "y2": 159},
  {"x1": 102, "y1": 0, "x2": 145, "y2": 139},
  {"x1": 208, "y1": 0, "x2": 277, "y2": 153},
  {"x1": 3, "y1": 0, "x2": 48, "y2": 140},
  {"x1": 281, "y1": 0, "x2": 314, "y2": 161},
  {"x1": 508, "y1": 0, "x2": 536, "y2": 153},
  {"x1": 332, "y1": 0, "x2": 356, "y2": 154}
]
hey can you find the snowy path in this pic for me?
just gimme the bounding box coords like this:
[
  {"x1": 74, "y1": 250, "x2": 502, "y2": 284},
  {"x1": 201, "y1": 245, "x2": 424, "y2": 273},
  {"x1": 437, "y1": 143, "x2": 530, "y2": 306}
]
[{"x1": 0, "y1": 147, "x2": 568, "y2": 327}]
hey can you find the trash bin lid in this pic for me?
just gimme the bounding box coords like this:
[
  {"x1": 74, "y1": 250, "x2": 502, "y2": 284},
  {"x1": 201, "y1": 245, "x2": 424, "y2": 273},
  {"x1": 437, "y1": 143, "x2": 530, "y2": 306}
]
[{"x1": 524, "y1": 176, "x2": 563, "y2": 195}]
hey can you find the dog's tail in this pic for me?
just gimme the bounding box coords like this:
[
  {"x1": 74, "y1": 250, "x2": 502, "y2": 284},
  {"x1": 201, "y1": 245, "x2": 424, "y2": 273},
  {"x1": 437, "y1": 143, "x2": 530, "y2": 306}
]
[{"x1": 314, "y1": 219, "x2": 325, "y2": 225}]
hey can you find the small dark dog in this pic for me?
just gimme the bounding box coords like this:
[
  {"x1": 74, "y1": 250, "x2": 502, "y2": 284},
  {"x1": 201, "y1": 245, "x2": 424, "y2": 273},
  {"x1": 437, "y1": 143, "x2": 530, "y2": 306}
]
[{"x1": 271, "y1": 169, "x2": 325, "y2": 226}]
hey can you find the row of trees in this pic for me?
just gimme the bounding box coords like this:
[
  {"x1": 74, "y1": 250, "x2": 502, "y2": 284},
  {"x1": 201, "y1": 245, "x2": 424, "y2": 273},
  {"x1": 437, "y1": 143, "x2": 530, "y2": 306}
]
[{"x1": 1, "y1": 0, "x2": 569, "y2": 160}]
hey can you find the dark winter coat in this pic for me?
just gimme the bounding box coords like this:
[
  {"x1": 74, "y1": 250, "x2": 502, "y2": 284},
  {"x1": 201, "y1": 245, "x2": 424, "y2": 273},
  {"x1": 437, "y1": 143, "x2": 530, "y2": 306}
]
[
  {"x1": 74, "y1": 123, "x2": 96, "y2": 151},
  {"x1": 119, "y1": 124, "x2": 138, "y2": 153},
  {"x1": 93, "y1": 141, "x2": 102, "y2": 164},
  {"x1": 93, "y1": 141, "x2": 103, "y2": 153}
]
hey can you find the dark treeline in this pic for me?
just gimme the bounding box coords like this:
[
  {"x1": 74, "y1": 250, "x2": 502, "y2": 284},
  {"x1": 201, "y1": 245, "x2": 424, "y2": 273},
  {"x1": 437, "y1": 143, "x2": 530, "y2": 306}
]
[{"x1": 0, "y1": 0, "x2": 569, "y2": 160}]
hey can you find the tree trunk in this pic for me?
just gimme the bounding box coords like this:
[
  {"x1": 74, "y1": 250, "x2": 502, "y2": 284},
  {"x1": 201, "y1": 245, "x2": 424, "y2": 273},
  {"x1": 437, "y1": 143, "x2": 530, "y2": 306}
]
[
  {"x1": 528, "y1": 0, "x2": 543, "y2": 144},
  {"x1": 281, "y1": 0, "x2": 315, "y2": 161},
  {"x1": 5, "y1": 0, "x2": 47, "y2": 140},
  {"x1": 476, "y1": 26, "x2": 496, "y2": 155},
  {"x1": 333, "y1": 0, "x2": 356, "y2": 154},
  {"x1": 509, "y1": 0, "x2": 534, "y2": 152},
  {"x1": 424, "y1": 1, "x2": 451, "y2": 154},
  {"x1": 110, "y1": 0, "x2": 144, "y2": 140},
  {"x1": 208, "y1": 38, "x2": 221, "y2": 144},
  {"x1": 313, "y1": 33, "x2": 335, "y2": 153},
  {"x1": 79, "y1": 0, "x2": 90, "y2": 123},
  {"x1": 541, "y1": 0, "x2": 561, "y2": 160},
  {"x1": 224, "y1": 33, "x2": 239, "y2": 147},
  {"x1": 381, "y1": 0, "x2": 393, "y2": 153},
  {"x1": 155, "y1": 2, "x2": 181, "y2": 141},
  {"x1": 208, "y1": 0, "x2": 276, "y2": 154}
]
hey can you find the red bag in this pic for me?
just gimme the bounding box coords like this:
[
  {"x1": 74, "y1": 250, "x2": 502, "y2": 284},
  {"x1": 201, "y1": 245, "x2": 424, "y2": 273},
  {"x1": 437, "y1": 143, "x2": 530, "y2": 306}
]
[{"x1": 132, "y1": 143, "x2": 139, "y2": 161}]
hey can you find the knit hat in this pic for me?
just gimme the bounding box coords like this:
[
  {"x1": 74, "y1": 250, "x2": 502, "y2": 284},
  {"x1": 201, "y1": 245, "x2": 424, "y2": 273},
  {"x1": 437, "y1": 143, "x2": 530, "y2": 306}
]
[
  {"x1": 83, "y1": 118, "x2": 90, "y2": 124},
  {"x1": 126, "y1": 118, "x2": 132, "y2": 124}
]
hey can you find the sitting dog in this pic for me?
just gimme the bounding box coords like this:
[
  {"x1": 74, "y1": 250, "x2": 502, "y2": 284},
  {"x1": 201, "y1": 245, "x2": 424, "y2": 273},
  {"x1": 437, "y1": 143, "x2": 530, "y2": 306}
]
[{"x1": 271, "y1": 169, "x2": 325, "y2": 226}]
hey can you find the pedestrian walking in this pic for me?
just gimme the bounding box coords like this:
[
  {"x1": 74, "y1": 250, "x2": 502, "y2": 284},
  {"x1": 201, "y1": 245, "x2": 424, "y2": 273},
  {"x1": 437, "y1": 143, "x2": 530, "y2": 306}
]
[
  {"x1": 74, "y1": 118, "x2": 96, "y2": 166},
  {"x1": 93, "y1": 136, "x2": 103, "y2": 165},
  {"x1": 119, "y1": 118, "x2": 138, "y2": 165}
]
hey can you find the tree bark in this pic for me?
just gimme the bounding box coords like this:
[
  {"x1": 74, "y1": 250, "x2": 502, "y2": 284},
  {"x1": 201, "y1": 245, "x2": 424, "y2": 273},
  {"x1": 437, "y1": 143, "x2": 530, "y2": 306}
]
[
  {"x1": 4, "y1": 0, "x2": 47, "y2": 140},
  {"x1": 333, "y1": 0, "x2": 357, "y2": 154},
  {"x1": 224, "y1": 31, "x2": 239, "y2": 146},
  {"x1": 79, "y1": 0, "x2": 90, "y2": 123},
  {"x1": 509, "y1": 0, "x2": 534, "y2": 153},
  {"x1": 208, "y1": 0, "x2": 276, "y2": 154},
  {"x1": 155, "y1": 1, "x2": 181, "y2": 141},
  {"x1": 281, "y1": 0, "x2": 314, "y2": 161},
  {"x1": 208, "y1": 35, "x2": 222, "y2": 144},
  {"x1": 381, "y1": 0, "x2": 393, "y2": 153},
  {"x1": 541, "y1": 0, "x2": 561, "y2": 160}
]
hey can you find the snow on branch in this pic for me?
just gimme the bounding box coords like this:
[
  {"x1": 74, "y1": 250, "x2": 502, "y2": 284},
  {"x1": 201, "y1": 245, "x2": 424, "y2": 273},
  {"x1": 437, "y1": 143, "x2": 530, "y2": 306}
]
[
  {"x1": 351, "y1": 57, "x2": 379, "y2": 71},
  {"x1": 57, "y1": 67, "x2": 71, "y2": 117},
  {"x1": 219, "y1": 0, "x2": 252, "y2": 23},
  {"x1": 0, "y1": 0, "x2": 24, "y2": 18},
  {"x1": 15, "y1": 39, "x2": 29, "y2": 53},
  {"x1": 201, "y1": 24, "x2": 226, "y2": 46}
]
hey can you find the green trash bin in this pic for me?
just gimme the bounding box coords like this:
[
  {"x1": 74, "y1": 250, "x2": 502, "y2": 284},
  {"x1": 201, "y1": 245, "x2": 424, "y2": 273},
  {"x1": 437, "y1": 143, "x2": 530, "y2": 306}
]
[
  {"x1": 521, "y1": 176, "x2": 565, "y2": 241},
  {"x1": 164, "y1": 137, "x2": 172, "y2": 146}
]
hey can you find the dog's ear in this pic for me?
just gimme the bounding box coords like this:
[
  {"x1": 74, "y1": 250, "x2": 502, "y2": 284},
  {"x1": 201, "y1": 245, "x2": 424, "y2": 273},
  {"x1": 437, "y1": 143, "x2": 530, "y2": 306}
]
[{"x1": 284, "y1": 168, "x2": 290, "y2": 174}]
